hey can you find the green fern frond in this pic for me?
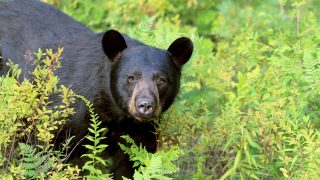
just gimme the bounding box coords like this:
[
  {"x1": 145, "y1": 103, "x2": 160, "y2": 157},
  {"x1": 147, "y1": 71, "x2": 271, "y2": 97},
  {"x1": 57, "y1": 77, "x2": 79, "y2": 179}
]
[
  {"x1": 76, "y1": 95, "x2": 111, "y2": 179},
  {"x1": 301, "y1": 48, "x2": 320, "y2": 90},
  {"x1": 120, "y1": 135, "x2": 183, "y2": 180},
  {"x1": 18, "y1": 143, "x2": 52, "y2": 179}
]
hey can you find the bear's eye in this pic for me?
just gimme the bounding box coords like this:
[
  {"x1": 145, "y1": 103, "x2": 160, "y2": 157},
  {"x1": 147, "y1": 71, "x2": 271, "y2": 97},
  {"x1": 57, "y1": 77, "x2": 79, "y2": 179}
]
[
  {"x1": 158, "y1": 77, "x2": 167, "y2": 86},
  {"x1": 127, "y1": 75, "x2": 135, "y2": 83}
]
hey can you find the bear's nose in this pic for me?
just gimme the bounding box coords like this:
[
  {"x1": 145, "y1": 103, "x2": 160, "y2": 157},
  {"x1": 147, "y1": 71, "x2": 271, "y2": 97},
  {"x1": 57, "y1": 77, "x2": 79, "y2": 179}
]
[{"x1": 136, "y1": 98, "x2": 154, "y2": 116}]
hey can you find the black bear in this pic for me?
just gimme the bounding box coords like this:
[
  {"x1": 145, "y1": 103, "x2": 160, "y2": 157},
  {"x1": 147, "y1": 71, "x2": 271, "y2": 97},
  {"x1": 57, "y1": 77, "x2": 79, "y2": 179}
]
[{"x1": 0, "y1": 0, "x2": 193, "y2": 178}]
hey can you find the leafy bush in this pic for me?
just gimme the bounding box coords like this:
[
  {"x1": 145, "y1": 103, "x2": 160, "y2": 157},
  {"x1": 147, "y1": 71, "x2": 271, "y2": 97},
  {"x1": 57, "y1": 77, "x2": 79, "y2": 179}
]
[{"x1": 0, "y1": 48, "x2": 82, "y2": 179}]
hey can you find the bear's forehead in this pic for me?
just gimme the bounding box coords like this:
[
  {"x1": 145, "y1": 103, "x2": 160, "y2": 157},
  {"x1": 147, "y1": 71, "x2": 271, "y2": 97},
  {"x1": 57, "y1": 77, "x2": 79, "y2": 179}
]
[
  {"x1": 121, "y1": 46, "x2": 173, "y2": 67},
  {"x1": 117, "y1": 46, "x2": 177, "y2": 77}
]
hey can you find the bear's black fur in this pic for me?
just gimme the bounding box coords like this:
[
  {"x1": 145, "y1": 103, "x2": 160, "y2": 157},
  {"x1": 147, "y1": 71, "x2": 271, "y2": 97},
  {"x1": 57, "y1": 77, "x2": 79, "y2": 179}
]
[{"x1": 0, "y1": 0, "x2": 193, "y2": 178}]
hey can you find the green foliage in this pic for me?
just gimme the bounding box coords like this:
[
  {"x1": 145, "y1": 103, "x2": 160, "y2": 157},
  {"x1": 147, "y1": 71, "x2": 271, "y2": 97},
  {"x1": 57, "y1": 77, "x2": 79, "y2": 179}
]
[
  {"x1": 78, "y1": 95, "x2": 111, "y2": 179},
  {"x1": 0, "y1": 49, "x2": 81, "y2": 179},
  {"x1": 47, "y1": 0, "x2": 207, "y2": 32},
  {"x1": 119, "y1": 135, "x2": 183, "y2": 180},
  {"x1": 0, "y1": 48, "x2": 75, "y2": 152},
  {"x1": 18, "y1": 143, "x2": 51, "y2": 179},
  {"x1": 204, "y1": 0, "x2": 320, "y2": 179}
]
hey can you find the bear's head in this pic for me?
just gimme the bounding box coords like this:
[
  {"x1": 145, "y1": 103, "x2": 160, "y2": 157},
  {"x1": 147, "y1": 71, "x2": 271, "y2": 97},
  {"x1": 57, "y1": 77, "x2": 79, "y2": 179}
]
[{"x1": 102, "y1": 30, "x2": 193, "y2": 122}]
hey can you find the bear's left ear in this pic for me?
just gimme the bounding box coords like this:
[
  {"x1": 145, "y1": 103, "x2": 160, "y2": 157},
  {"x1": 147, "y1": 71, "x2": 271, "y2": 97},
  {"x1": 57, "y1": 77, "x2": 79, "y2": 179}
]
[
  {"x1": 102, "y1": 29, "x2": 127, "y2": 62},
  {"x1": 168, "y1": 37, "x2": 193, "y2": 68}
]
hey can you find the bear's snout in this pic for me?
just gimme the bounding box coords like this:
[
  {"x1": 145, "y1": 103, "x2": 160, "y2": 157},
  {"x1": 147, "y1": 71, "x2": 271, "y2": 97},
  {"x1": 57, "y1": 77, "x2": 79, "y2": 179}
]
[
  {"x1": 128, "y1": 80, "x2": 161, "y2": 121},
  {"x1": 136, "y1": 97, "x2": 155, "y2": 116}
]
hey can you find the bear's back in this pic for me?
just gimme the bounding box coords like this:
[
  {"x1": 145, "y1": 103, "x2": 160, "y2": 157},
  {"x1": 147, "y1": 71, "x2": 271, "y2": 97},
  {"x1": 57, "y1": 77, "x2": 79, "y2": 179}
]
[
  {"x1": 0, "y1": 0, "x2": 100, "y2": 80},
  {"x1": 0, "y1": 0, "x2": 93, "y2": 65},
  {"x1": 0, "y1": 0, "x2": 92, "y2": 39}
]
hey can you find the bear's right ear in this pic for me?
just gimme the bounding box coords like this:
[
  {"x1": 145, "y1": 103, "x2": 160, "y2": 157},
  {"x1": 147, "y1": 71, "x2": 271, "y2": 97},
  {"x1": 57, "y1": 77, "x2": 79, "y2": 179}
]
[
  {"x1": 102, "y1": 29, "x2": 127, "y2": 62},
  {"x1": 168, "y1": 37, "x2": 193, "y2": 68}
]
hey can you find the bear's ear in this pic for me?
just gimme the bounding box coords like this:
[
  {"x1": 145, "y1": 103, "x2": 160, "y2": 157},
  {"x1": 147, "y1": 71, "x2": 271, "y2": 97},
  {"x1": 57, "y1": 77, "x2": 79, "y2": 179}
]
[
  {"x1": 102, "y1": 29, "x2": 127, "y2": 62},
  {"x1": 168, "y1": 37, "x2": 193, "y2": 68}
]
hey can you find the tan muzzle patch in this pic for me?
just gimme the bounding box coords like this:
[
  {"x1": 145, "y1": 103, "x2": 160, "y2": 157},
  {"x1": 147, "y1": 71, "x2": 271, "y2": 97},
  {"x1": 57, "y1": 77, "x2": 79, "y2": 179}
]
[{"x1": 128, "y1": 81, "x2": 161, "y2": 121}]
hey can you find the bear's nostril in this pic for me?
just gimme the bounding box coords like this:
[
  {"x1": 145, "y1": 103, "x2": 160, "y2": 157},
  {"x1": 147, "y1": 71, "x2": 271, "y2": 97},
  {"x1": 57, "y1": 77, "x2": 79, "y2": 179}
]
[
  {"x1": 136, "y1": 98, "x2": 154, "y2": 115},
  {"x1": 139, "y1": 104, "x2": 152, "y2": 113},
  {"x1": 138, "y1": 103, "x2": 153, "y2": 113}
]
